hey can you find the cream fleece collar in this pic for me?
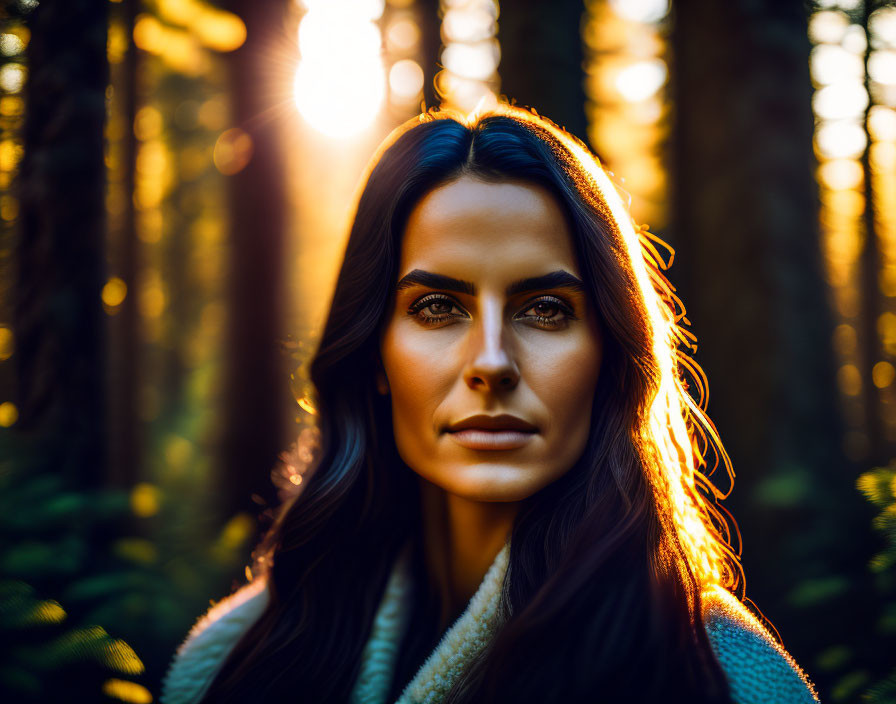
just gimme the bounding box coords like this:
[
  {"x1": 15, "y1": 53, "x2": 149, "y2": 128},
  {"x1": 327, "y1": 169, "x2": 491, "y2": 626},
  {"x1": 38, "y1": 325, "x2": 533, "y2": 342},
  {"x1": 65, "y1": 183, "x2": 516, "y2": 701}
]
[{"x1": 350, "y1": 542, "x2": 510, "y2": 704}]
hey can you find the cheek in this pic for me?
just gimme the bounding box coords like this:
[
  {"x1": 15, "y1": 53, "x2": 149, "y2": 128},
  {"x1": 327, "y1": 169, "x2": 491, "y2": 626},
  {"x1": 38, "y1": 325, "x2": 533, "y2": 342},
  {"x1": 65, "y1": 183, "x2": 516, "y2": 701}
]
[
  {"x1": 380, "y1": 321, "x2": 455, "y2": 437},
  {"x1": 531, "y1": 331, "x2": 602, "y2": 444}
]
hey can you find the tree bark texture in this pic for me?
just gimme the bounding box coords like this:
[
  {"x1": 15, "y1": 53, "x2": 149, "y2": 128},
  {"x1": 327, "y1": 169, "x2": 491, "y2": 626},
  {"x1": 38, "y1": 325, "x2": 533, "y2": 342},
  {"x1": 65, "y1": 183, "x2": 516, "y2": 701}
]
[
  {"x1": 15, "y1": 0, "x2": 108, "y2": 488},
  {"x1": 498, "y1": 0, "x2": 589, "y2": 144},
  {"x1": 670, "y1": 0, "x2": 878, "y2": 693},
  {"x1": 219, "y1": 0, "x2": 291, "y2": 522},
  {"x1": 107, "y1": 0, "x2": 140, "y2": 490}
]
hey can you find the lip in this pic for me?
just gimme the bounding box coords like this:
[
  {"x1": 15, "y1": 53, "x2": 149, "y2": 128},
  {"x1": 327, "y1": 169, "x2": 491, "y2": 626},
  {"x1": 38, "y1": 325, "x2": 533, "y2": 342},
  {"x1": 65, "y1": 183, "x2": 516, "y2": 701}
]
[
  {"x1": 445, "y1": 414, "x2": 538, "y2": 451},
  {"x1": 446, "y1": 414, "x2": 538, "y2": 433}
]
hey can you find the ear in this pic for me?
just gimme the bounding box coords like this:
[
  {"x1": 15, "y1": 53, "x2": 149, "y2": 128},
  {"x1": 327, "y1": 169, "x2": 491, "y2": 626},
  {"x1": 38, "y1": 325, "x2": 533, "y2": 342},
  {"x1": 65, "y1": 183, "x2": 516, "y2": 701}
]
[
  {"x1": 375, "y1": 357, "x2": 390, "y2": 396},
  {"x1": 376, "y1": 372, "x2": 390, "y2": 396}
]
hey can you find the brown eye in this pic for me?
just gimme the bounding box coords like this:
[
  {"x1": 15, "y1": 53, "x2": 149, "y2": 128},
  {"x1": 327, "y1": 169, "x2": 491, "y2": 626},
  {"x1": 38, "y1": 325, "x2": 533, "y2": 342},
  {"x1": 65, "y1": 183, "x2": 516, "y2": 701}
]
[
  {"x1": 517, "y1": 296, "x2": 577, "y2": 328},
  {"x1": 407, "y1": 294, "x2": 467, "y2": 325},
  {"x1": 532, "y1": 301, "x2": 560, "y2": 317},
  {"x1": 427, "y1": 300, "x2": 453, "y2": 315}
]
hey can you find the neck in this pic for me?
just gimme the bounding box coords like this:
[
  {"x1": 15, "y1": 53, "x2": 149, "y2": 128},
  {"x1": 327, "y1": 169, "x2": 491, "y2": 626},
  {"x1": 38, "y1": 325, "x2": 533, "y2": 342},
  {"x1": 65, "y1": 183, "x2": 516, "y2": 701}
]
[{"x1": 418, "y1": 477, "x2": 519, "y2": 631}]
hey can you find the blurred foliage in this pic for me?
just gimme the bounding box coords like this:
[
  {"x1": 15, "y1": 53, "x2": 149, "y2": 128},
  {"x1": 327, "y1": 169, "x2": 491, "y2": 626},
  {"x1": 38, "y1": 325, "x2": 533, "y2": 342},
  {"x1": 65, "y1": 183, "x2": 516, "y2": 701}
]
[
  {"x1": 1, "y1": 0, "x2": 253, "y2": 697},
  {"x1": 0, "y1": 0, "x2": 892, "y2": 701},
  {"x1": 778, "y1": 457, "x2": 896, "y2": 703},
  {"x1": 0, "y1": 579, "x2": 148, "y2": 701},
  {"x1": 0, "y1": 427, "x2": 145, "y2": 702},
  {"x1": 0, "y1": 428, "x2": 254, "y2": 702},
  {"x1": 857, "y1": 461, "x2": 896, "y2": 704}
]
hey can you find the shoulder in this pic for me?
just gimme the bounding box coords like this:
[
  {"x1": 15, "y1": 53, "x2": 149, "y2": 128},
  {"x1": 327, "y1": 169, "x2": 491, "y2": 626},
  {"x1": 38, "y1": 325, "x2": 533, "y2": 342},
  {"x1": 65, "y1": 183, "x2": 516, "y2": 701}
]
[
  {"x1": 159, "y1": 577, "x2": 270, "y2": 704},
  {"x1": 700, "y1": 584, "x2": 820, "y2": 704}
]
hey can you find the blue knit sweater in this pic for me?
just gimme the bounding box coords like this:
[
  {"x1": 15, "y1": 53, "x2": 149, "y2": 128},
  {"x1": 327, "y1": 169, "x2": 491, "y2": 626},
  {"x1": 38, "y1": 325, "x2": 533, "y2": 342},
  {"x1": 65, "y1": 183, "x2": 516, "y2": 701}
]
[{"x1": 160, "y1": 544, "x2": 819, "y2": 704}]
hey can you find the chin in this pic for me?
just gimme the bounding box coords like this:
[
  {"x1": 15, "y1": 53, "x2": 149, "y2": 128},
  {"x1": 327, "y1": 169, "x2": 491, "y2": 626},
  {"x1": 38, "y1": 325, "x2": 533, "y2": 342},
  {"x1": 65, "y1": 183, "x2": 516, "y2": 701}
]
[{"x1": 429, "y1": 461, "x2": 552, "y2": 503}]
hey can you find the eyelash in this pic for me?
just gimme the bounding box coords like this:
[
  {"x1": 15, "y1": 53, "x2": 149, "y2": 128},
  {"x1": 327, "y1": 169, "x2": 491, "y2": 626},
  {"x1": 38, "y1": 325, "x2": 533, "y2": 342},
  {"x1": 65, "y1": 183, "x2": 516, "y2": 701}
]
[
  {"x1": 406, "y1": 294, "x2": 464, "y2": 326},
  {"x1": 407, "y1": 293, "x2": 578, "y2": 328}
]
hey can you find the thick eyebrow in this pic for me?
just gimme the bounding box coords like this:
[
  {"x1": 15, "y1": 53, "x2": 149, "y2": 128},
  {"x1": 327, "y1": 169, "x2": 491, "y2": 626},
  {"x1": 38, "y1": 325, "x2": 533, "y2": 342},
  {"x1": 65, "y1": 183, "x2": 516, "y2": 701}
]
[
  {"x1": 507, "y1": 270, "x2": 586, "y2": 296},
  {"x1": 394, "y1": 269, "x2": 585, "y2": 296},
  {"x1": 395, "y1": 270, "x2": 475, "y2": 295}
]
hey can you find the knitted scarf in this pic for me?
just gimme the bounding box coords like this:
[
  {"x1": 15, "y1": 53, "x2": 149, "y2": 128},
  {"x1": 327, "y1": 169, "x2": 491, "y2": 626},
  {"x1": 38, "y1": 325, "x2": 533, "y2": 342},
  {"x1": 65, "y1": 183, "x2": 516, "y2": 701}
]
[{"x1": 350, "y1": 543, "x2": 510, "y2": 704}]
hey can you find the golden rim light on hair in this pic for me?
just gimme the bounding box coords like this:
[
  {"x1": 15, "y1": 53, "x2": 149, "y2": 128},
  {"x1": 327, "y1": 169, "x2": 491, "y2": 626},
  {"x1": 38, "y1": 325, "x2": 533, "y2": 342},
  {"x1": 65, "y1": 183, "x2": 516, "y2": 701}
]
[{"x1": 358, "y1": 102, "x2": 744, "y2": 598}]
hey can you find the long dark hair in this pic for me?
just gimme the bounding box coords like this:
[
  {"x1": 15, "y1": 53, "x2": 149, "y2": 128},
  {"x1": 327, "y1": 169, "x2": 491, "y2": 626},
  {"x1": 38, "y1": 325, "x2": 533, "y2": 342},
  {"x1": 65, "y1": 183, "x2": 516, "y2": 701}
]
[{"x1": 199, "y1": 105, "x2": 742, "y2": 702}]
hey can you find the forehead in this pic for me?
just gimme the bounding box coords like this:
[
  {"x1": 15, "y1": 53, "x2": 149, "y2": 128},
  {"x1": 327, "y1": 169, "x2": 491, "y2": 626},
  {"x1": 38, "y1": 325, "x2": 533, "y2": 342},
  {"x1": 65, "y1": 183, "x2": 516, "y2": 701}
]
[{"x1": 399, "y1": 176, "x2": 580, "y2": 281}]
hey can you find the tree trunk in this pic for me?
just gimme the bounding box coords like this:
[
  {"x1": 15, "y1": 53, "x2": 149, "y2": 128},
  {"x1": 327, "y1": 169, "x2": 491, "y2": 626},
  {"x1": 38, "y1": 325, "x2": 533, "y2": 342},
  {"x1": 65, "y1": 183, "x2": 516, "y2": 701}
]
[
  {"x1": 859, "y1": 0, "x2": 887, "y2": 465},
  {"x1": 670, "y1": 0, "x2": 873, "y2": 693},
  {"x1": 498, "y1": 0, "x2": 588, "y2": 144},
  {"x1": 107, "y1": 0, "x2": 141, "y2": 490},
  {"x1": 419, "y1": 0, "x2": 442, "y2": 110},
  {"x1": 219, "y1": 0, "x2": 290, "y2": 522},
  {"x1": 15, "y1": 0, "x2": 108, "y2": 488}
]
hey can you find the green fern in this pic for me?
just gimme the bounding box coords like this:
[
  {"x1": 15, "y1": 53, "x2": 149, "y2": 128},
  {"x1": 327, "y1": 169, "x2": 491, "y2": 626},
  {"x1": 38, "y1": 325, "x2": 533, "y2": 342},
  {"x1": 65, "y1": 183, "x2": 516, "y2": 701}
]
[
  {"x1": 858, "y1": 462, "x2": 896, "y2": 704},
  {"x1": 0, "y1": 578, "x2": 147, "y2": 701}
]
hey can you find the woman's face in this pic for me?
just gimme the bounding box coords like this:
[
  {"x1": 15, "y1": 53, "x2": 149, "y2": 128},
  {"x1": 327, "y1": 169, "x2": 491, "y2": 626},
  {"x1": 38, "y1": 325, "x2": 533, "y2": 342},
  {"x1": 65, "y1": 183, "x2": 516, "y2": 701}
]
[{"x1": 378, "y1": 176, "x2": 603, "y2": 502}]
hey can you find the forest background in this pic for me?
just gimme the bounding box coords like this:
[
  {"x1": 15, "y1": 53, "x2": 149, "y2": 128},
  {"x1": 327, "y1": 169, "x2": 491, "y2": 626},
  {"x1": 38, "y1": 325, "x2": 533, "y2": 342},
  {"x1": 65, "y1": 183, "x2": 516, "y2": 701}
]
[{"x1": 1, "y1": 0, "x2": 895, "y2": 702}]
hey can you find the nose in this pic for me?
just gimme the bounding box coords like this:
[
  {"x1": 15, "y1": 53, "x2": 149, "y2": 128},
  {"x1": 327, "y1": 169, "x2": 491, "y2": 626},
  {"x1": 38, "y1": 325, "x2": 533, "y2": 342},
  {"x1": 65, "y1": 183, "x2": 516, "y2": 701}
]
[{"x1": 462, "y1": 299, "x2": 520, "y2": 392}]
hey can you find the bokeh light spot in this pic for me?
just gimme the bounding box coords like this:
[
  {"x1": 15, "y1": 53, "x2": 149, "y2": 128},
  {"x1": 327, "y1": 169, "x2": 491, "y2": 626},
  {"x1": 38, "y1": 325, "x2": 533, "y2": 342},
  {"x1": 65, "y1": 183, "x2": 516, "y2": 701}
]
[
  {"x1": 107, "y1": 22, "x2": 128, "y2": 64},
  {"x1": 841, "y1": 24, "x2": 866, "y2": 55},
  {"x1": 385, "y1": 17, "x2": 420, "y2": 52},
  {"x1": 441, "y1": 40, "x2": 500, "y2": 82},
  {"x1": 164, "y1": 434, "x2": 193, "y2": 470},
  {"x1": 0, "y1": 63, "x2": 26, "y2": 93},
  {"x1": 0, "y1": 194, "x2": 18, "y2": 221},
  {"x1": 0, "y1": 33, "x2": 24, "y2": 56},
  {"x1": 869, "y1": 50, "x2": 896, "y2": 87},
  {"x1": 833, "y1": 323, "x2": 858, "y2": 357},
  {"x1": 869, "y1": 6, "x2": 896, "y2": 47},
  {"x1": 0, "y1": 139, "x2": 23, "y2": 171},
  {"x1": 615, "y1": 59, "x2": 668, "y2": 102},
  {"x1": 218, "y1": 512, "x2": 254, "y2": 550},
  {"x1": 134, "y1": 106, "x2": 163, "y2": 141},
  {"x1": 139, "y1": 281, "x2": 166, "y2": 318},
  {"x1": 837, "y1": 363, "x2": 862, "y2": 396},
  {"x1": 193, "y1": 10, "x2": 246, "y2": 52},
  {"x1": 0, "y1": 96, "x2": 23, "y2": 117},
  {"x1": 810, "y1": 44, "x2": 863, "y2": 86},
  {"x1": 198, "y1": 96, "x2": 228, "y2": 130},
  {"x1": 869, "y1": 106, "x2": 896, "y2": 141},
  {"x1": 0, "y1": 401, "x2": 17, "y2": 427},
  {"x1": 813, "y1": 82, "x2": 868, "y2": 121},
  {"x1": 881, "y1": 266, "x2": 896, "y2": 297},
  {"x1": 101, "y1": 679, "x2": 153, "y2": 704},
  {"x1": 102, "y1": 277, "x2": 128, "y2": 308},
  {"x1": 213, "y1": 128, "x2": 253, "y2": 175},
  {"x1": 809, "y1": 10, "x2": 850, "y2": 45},
  {"x1": 130, "y1": 483, "x2": 162, "y2": 518},
  {"x1": 389, "y1": 59, "x2": 424, "y2": 100},
  {"x1": 608, "y1": 0, "x2": 669, "y2": 24},
  {"x1": 818, "y1": 158, "x2": 863, "y2": 190},
  {"x1": 873, "y1": 361, "x2": 896, "y2": 389},
  {"x1": 815, "y1": 120, "x2": 867, "y2": 159},
  {"x1": 0, "y1": 326, "x2": 12, "y2": 360},
  {"x1": 442, "y1": 7, "x2": 497, "y2": 43}
]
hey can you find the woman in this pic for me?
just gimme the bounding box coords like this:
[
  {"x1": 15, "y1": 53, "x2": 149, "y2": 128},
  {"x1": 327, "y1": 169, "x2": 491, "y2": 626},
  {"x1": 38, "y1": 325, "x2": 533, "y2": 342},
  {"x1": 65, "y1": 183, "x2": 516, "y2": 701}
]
[{"x1": 160, "y1": 105, "x2": 819, "y2": 703}]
